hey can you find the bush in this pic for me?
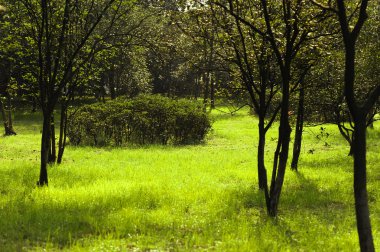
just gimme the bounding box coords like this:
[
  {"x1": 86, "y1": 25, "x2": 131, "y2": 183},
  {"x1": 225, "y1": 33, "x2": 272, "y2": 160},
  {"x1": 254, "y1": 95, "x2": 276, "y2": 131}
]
[{"x1": 67, "y1": 95, "x2": 211, "y2": 146}]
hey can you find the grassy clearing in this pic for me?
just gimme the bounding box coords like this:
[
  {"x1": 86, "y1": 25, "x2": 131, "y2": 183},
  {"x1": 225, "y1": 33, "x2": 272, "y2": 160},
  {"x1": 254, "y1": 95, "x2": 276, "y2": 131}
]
[{"x1": 0, "y1": 108, "x2": 379, "y2": 251}]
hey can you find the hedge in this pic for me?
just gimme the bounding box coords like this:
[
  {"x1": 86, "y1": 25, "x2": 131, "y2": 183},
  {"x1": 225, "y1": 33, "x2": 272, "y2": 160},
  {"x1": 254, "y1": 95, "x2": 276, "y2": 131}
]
[{"x1": 67, "y1": 95, "x2": 211, "y2": 146}]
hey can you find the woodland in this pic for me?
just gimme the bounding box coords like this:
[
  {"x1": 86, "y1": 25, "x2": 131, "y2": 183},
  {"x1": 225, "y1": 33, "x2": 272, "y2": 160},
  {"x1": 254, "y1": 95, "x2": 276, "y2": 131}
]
[{"x1": 0, "y1": 0, "x2": 379, "y2": 251}]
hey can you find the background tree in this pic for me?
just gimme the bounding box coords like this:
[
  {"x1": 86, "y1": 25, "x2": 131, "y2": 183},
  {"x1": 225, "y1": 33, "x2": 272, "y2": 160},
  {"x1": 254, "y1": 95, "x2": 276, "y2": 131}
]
[
  {"x1": 17, "y1": 0, "x2": 129, "y2": 186},
  {"x1": 210, "y1": 0, "x2": 329, "y2": 216},
  {"x1": 209, "y1": 1, "x2": 281, "y2": 190},
  {"x1": 311, "y1": 0, "x2": 379, "y2": 250},
  {"x1": 54, "y1": 2, "x2": 156, "y2": 163},
  {"x1": 0, "y1": 4, "x2": 17, "y2": 135},
  {"x1": 334, "y1": 1, "x2": 378, "y2": 250}
]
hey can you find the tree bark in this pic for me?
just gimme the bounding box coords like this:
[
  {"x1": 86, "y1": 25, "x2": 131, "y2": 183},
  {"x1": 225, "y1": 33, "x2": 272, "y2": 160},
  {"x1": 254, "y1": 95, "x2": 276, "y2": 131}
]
[
  {"x1": 257, "y1": 115, "x2": 267, "y2": 190},
  {"x1": 6, "y1": 95, "x2": 15, "y2": 133},
  {"x1": 31, "y1": 96, "x2": 37, "y2": 112},
  {"x1": 367, "y1": 108, "x2": 374, "y2": 129},
  {"x1": 268, "y1": 71, "x2": 291, "y2": 217},
  {"x1": 203, "y1": 72, "x2": 209, "y2": 111},
  {"x1": 291, "y1": 84, "x2": 305, "y2": 171},
  {"x1": 337, "y1": 2, "x2": 375, "y2": 246},
  {"x1": 268, "y1": 115, "x2": 291, "y2": 216},
  {"x1": 57, "y1": 102, "x2": 68, "y2": 164},
  {"x1": 194, "y1": 77, "x2": 200, "y2": 99},
  {"x1": 353, "y1": 115, "x2": 374, "y2": 252},
  {"x1": 38, "y1": 113, "x2": 51, "y2": 186},
  {"x1": 210, "y1": 73, "x2": 215, "y2": 109},
  {"x1": 0, "y1": 97, "x2": 16, "y2": 136},
  {"x1": 48, "y1": 114, "x2": 56, "y2": 163},
  {"x1": 0, "y1": 98, "x2": 8, "y2": 134}
]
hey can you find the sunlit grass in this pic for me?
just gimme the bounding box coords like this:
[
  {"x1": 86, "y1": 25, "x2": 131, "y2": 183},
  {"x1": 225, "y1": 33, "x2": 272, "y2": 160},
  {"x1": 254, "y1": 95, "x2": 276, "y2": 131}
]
[{"x1": 0, "y1": 108, "x2": 378, "y2": 251}]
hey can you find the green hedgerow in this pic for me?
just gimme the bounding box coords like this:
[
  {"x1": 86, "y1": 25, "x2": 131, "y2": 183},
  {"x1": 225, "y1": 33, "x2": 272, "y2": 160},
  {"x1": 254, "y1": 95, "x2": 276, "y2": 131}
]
[{"x1": 67, "y1": 95, "x2": 211, "y2": 146}]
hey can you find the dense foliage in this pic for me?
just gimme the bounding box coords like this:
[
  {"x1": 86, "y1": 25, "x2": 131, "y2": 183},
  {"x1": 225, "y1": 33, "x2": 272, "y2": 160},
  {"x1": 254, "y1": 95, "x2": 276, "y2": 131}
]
[{"x1": 67, "y1": 95, "x2": 211, "y2": 146}]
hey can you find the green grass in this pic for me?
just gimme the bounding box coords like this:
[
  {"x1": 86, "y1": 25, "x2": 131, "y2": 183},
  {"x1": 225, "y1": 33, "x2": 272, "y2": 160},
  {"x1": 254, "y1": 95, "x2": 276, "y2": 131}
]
[{"x1": 0, "y1": 108, "x2": 379, "y2": 251}]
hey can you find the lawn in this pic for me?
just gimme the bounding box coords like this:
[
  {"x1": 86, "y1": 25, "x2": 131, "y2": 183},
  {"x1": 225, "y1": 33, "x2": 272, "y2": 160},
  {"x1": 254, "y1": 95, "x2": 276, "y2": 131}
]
[{"x1": 0, "y1": 108, "x2": 379, "y2": 251}]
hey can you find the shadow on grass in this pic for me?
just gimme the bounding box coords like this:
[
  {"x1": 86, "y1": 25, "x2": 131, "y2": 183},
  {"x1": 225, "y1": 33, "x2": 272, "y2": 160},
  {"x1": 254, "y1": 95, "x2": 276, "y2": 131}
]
[
  {"x1": 0, "y1": 173, "x2": 353, "y2": 251},
  {"x1": 0, "y1": 183, "x2": 168, "y2": 249},
  {"x1": 298, "y1": 153, "x2": 352, "y2": 172},
  {"x1": 282, "y1": 172, "x2": 348, "y2": 211},
  {"x1": 219, "y1": 171, "x2": 349, "y2": 220}
]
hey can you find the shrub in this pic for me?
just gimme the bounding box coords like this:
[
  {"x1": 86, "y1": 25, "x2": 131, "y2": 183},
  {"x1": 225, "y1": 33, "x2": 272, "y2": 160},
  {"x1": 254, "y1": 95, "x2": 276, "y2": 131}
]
[{"x1": 67, "y1": 95, "x2": 211, "y2": 146}]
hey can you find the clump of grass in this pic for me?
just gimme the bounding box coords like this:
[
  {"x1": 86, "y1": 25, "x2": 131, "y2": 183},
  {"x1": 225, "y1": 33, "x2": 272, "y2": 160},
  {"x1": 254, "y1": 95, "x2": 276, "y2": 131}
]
[{"x1": 0, "y1": 108, "x2": 378, "y2": 251}]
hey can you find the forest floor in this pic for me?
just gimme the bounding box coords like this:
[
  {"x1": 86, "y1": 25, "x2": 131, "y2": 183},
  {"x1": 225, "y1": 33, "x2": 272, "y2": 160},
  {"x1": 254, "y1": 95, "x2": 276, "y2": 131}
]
[{"x1": 0, "y1": 108, "x2": 379, "y2": 251}]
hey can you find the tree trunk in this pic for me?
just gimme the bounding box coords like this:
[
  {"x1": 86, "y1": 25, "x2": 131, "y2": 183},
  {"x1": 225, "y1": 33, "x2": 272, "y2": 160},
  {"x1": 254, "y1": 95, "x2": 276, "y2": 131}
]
[
  {"x1": 38, "y1": 113, "x2": 51, "y2": 186},
  {"x1": 0, "y1": 97, "x2": 16, "y2": 136},
  {"x1": 210, "y1": 73, "x2": 215, "y2": 109},
  {"x1": 257, "y1": 115, "x2": 267, "y2": 190},
  {"x1": 203, "y1": 72, "x2": 209, "y2": 112},
  {"x1": 6, "y1": 95, "x2": 15, "y2": 133},
  {"x1": 48, "y1": 114, "x2": 56, "y2": 163},
  {"x1": 268, "y1": 117, "x2": 291, "y2": 216},
  {"x1": 0, "y1": 98, "x2": 9, "y2": 134},
  {"x1": 31, "y1": 96, "x2": 37, "y2": 112},
  {"x1": 194, "y1": 77, "x2": 199, "y2": 99},
  {"x1": 349, "y1": 145, "x2": 354, "y2": 156},
  {"x1": 57, "y1": 102, "x2": 68, "y2": 164},
  {"x1": 352, "y1": 116, "x2": 374, "y2": 252},
  {"x1": 367, "y1": 108, "x2": 374, "y2": 129},
  {"x1": 268, "y1": 71, "x2": 291, "y2": 217},
  {"x1": 291, "y1": 84, "x2": 305, "y2": 171}
]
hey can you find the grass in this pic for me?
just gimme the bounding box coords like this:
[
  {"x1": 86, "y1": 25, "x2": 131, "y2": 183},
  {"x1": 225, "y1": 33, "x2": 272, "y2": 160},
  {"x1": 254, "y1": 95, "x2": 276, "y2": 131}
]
[{"x1": 0, "y1": 108, "x2": 379, "y2": 251}]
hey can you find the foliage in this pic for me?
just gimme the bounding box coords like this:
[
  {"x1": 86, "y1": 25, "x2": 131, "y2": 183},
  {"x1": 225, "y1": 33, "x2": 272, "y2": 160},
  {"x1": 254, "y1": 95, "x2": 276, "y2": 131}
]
[{"x1": 67, "y1": 95, "x2": 211, "y2": 146}]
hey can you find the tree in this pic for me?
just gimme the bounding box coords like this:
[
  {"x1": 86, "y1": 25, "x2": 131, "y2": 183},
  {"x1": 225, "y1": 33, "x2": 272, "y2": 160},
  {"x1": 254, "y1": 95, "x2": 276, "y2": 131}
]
[
  {"x1": 311, "y1": 0, "x2": 379, "y2": 250},
  {"x1": 0, "y1": 4, "x2": 17, "y2": 136},
  {"x1": 17, "y1": 0, "x2": 127, "y2": 186},
  {"x1": 290, "y1": 60, "x2": 312, "y2": 171},
  {"x1": 145, "y1": 13, "x2": 204, "y2": 98},
  {"x1": 289, "y1": 38, "x2": 333, "y2": 170},
  {"x1": 209, "y1": 1, "x2": 281, "y2": 190},
  {"x1": 55, "y1": 2, "x2": 156, "y2": 163},
  {"x1": 211, "y1": 0, "x2": 328, "y2": 216},
  {"x1": 335, "y1": 1, "x2": 377, "y2": 250}
]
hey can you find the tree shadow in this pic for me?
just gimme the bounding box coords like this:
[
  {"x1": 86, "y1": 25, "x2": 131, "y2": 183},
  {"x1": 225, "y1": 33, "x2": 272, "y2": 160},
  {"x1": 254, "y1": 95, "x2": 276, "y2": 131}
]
[
  {"x1": 218, "y1": 171, "x2": 351, "y2": 227},
  {"x1": 281, "y1": 172, "x2": 348, "y2": 211},
  {"x1": 0, "y1": 182, "x2": 168, "y2": 249}
]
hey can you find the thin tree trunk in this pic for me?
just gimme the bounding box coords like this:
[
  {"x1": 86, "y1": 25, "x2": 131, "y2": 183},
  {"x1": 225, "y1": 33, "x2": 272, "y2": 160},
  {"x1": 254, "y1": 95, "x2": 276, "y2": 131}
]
[
  {"x1": 0, "y1": 97, "x2": 16, "y2": 135},
  {"x1": 194, "y1": 77, "x2": 199, "y2": 99},
  {"x1": 48, "y1": 114, "x2": 56, "y2": 163},
  {"x1": 38, "y1": 113, "x2": 51, "y2": 186},
  {"x1": 291, "y1": 84, "x2": 305, "y2": 171},
  {"x1": 0, "y1": 98, "x2": 9, "y2": 134},
  {"x1": 367, "y1": 108, "x2": 374, "y2": 129},
  {"x1": 268, "y1": 116, "x2": 291, "y2": 216},
  {"x1": 268, "y1": 72, "x2": 291, "y2": 217},
  {"x1": 210, "y1": 73, "x2": 215, "y2": 109},
  {"x1": 203, "y1": 72, "x2": 209, "y2": 112},
  {"x1": 31, "y1": 96, "x2": 37, "y2": 112},
  {"x1": 57, "y1": 102, "x2": 68, "y2": 164},
  {"x1": 258, "y1": 115, "x2": 267, "y2": 190},
  {"x1": 349, "y1": 145, "x2": 354, "y2": 156},
  {"x1": 6, "y1": 95, "x2": 15, "y2": 133},
  {"x1": 353, "y1": 116, "x2": 374, "y2": 251}
]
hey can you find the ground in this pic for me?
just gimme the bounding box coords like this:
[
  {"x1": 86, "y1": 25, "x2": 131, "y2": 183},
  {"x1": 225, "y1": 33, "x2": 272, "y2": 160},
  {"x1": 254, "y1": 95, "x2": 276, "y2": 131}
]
[{"x1": 0, "y1": 108, "x2": 379, "y2": 251}]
